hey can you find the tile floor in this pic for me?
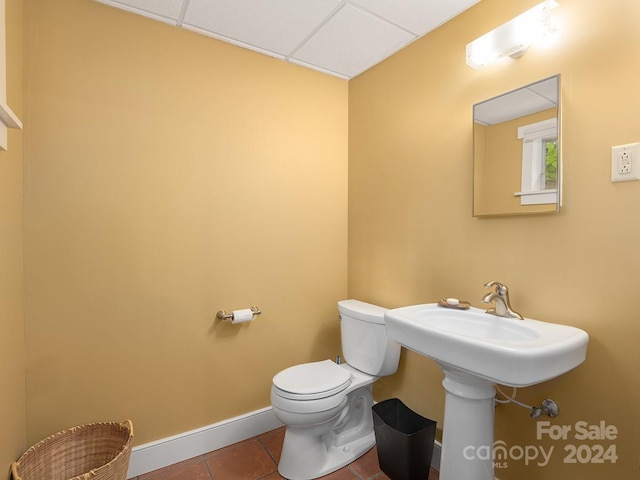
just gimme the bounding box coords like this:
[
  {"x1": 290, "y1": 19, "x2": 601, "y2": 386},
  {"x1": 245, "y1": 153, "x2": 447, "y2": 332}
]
[{"x1": 134, "y1": 427, "x2": 439, "y2": 480}]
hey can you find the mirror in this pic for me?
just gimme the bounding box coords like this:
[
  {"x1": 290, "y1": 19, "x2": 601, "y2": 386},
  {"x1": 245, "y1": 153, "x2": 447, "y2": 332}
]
[{"x1": 473, "y1": 75, "x2": 560, "y2": 217}]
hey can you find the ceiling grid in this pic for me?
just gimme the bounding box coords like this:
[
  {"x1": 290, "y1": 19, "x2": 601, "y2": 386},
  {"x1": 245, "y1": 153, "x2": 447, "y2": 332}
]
[{"x1": 96, "y1": 0, "x2": 480, "y2": 79}]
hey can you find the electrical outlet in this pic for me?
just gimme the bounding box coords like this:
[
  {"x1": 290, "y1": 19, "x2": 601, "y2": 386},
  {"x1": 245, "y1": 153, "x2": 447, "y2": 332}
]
[
  {"x1": 619, "y1": 151, "x2": 631, "y2": 173},
  {"x1": 611, "y1": 143, "x2": 640, "y2": 182}
]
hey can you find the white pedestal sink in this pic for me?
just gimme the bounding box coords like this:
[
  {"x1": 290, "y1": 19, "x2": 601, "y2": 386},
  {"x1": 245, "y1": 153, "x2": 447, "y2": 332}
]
[{"x1": 384, "y1": 304, "x2": 588, "y2": 480}]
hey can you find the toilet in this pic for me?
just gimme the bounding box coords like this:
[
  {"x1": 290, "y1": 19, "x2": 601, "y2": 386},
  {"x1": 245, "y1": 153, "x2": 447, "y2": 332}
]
[{"x1": 271, "y1": 299, "x2": 401, "y2": 480}]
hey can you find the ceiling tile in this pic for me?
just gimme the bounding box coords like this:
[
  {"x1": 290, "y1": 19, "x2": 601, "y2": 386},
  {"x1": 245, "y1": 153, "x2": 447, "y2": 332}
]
[
  {"x1": 183, "y1": 0, "x2": 342, "y2": 56},
  {"x1": 292, "y1": 4, "x2": 415, "y2": 78},
  {"x1": 99, "y1": 0, "x2": 185, "y2": 22},
  {"x1": 350, "y1": 0, "x2": 481, "y2": 36}
]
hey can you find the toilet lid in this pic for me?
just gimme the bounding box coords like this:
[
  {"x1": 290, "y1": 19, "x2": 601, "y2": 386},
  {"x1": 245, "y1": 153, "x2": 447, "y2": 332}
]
[{"x1": 273, "y1": 360, "x2": 352, "y2": 398}]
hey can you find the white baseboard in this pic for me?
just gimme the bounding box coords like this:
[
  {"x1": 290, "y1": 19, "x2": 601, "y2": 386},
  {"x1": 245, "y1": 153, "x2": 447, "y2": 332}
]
[
  {"x1": 127, "y1": 407, "x2": 283, "y2": 478},
  {"x1": 127, "y1": 407, "x2": 442, "y2": 478},
  {"x1": 432, "y1": 439, "x2": 442, "y2": 471}
]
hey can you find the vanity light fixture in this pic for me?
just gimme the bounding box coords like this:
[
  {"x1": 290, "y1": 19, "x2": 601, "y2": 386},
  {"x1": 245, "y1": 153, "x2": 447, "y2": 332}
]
[{"x1": 466, "y1": 0, "x2": 559, "y2": 70}]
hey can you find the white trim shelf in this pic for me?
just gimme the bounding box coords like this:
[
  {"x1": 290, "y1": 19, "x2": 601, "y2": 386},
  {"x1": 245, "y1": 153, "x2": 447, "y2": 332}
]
[
  {"x1": 514, "y1": 189, "x2": 557, "y2": 205},
  {"x1": 0, "y1": 101, "x2": 21, "y2": 129},
  {"x1": 0, "y1": 102, "x2": 22, "y2": 151}
]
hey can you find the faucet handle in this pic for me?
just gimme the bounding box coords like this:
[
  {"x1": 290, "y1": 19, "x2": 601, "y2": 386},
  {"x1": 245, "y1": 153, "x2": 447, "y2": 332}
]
[
  {"x1": 484, "y1": 280, "x2": 505, "y2": 290},
  {"x1": 484, "y1": 280, "x2": 506, "y2": 293}
]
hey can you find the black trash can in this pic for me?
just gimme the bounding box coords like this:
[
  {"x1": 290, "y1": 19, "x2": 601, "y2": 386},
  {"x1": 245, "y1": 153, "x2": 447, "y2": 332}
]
[{"x1": 372, "y1": 398, "x2": 436, "y2": 480}]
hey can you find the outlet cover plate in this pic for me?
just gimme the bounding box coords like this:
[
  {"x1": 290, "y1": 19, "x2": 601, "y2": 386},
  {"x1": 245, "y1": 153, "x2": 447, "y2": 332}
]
[{"x1": 611, "y1": 143, "x2": 640, "y2": 182}]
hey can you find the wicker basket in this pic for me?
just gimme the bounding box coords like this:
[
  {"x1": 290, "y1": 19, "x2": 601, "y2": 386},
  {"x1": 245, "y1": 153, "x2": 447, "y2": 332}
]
[{"x1": 11, "y1": 420, "x2": 134, "y2": 480}]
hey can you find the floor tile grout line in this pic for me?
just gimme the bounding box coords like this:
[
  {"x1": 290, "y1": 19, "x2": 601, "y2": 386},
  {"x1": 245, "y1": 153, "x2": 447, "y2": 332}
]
[
  {"x1": 346, "y1": 463, "x2": 365, "y2": 480},
  {"x1": 257, "y1": 435, "x2": 280, "y2": 467},
  {"x1": 258, "y1": 434, "x2": 281, "y2": 479},
  {"x1": 367, "y1": 473, "x2": 386, "y2": 480},
  {"x1": 202, "y1": 452, "x2": 216, "y2": 480},
  {"x1": 255, "y1": 438, "x2": 279, "y2": 480}
]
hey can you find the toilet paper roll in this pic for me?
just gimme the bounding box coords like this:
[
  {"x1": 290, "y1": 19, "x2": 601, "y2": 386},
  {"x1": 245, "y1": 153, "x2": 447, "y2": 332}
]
[{"x1": 231, "y1": 308, "x2": 254, "y2": 324}]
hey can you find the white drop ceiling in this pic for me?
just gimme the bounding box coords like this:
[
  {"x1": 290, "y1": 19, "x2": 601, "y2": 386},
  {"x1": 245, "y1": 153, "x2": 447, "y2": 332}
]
[{"x1": 96, "y1": 0, "x2": 481, "y2": 79}]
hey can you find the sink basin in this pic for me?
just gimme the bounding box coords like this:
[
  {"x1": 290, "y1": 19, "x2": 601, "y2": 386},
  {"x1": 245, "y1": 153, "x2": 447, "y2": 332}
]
[{"x1": 384, "y1": 304, "x2": 589, "y2": 387}]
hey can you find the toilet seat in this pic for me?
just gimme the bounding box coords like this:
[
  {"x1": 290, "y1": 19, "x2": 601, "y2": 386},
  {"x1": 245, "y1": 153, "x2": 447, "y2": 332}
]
[{"x1": 273, "y1": 360, "x2": 352, "y2": 400}]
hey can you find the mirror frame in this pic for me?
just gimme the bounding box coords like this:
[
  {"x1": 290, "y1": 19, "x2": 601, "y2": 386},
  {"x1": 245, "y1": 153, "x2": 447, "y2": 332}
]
[{"x1": 473, "y1": 74, "x2": 561, "y2": 217}]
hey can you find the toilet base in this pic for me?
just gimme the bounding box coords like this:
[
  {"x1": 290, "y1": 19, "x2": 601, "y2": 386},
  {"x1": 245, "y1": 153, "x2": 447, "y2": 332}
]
[
  {"x1": 277, "y1": 384, "x2": 376, "y2": 480},
  {"x1": 278, "y1": 428, "x2": 375, "y2": 480}
]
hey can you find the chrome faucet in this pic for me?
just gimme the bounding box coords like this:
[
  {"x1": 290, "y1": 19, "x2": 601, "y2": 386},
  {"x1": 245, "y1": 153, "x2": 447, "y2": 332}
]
[{"x1": 481, "y1": 281, "x2": 524, "y2": 320}]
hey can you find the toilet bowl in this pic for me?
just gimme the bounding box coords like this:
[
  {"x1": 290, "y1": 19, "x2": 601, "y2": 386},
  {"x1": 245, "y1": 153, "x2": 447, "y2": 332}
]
[{"x1": 271, "y1": 300, "x2": 401, "y2": 480}]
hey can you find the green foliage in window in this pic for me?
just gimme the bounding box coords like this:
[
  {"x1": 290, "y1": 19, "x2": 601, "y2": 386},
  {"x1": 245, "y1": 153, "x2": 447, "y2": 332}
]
[{"x1": 545, "y1": 140, "x2": 558, "y2": 188}]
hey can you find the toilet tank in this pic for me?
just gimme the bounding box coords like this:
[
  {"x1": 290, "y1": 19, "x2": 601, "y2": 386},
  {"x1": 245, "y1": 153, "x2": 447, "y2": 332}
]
[{"x1": 338, "y1": 299, "x2": 401, "y2": 377}]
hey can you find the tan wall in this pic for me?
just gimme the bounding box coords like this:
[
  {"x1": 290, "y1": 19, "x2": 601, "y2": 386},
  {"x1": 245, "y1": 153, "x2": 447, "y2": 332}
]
[
  {"x1": 349, "y1": 0, "x2": 640, "y2": 478},
  {"x1": 18, "y1": 0, "x2": 640, "y2": 477},
  {"x1": 23, "y1": 0, "x2": 348, "y2": 446},
  {"x1": 0, "y1": 0, "x2": 25, "y2": 472}
]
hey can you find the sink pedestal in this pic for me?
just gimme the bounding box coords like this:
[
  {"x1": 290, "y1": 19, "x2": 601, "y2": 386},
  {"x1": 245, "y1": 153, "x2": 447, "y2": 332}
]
[{"x1": 439, "y1": 366, "x2": 496, "y2": 480}]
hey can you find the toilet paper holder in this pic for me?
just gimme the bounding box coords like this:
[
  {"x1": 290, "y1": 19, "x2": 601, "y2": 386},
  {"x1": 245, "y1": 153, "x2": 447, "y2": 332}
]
[{"x1": 216, "y1": 306, "x2": 261, "y2": 321}]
